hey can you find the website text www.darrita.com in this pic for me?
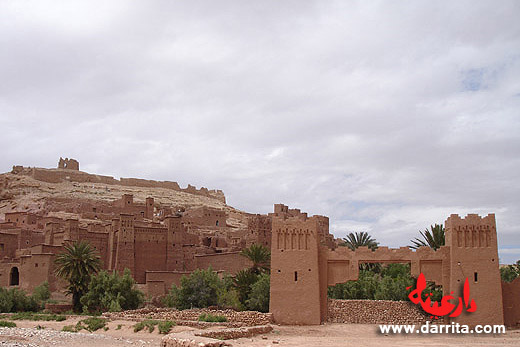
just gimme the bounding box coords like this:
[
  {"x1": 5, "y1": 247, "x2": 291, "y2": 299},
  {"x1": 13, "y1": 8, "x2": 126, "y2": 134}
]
[{"x1": 379, "y1": 322, "x2": 505, "y2": 334}]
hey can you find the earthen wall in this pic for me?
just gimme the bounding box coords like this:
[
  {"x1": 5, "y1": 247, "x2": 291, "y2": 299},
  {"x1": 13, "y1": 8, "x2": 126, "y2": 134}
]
[
  {"x1": 195, "y1": 252, "x2": 252, "y2": 275},
  {"x1": 134, "y1": 227, "x2": 168, "y2": 283},
  {"x1": 502, "y1": 277, "x2": 520, "y2": 327}
]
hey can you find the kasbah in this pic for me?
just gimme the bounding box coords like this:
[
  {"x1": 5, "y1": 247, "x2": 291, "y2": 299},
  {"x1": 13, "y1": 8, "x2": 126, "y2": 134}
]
[{"x1": 0, "y1": 158, "x2": 518, "y2": 327}]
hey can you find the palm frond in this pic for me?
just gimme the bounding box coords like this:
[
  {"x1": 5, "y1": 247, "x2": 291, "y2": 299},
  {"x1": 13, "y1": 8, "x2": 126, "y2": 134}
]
[
  {"x1": 340, "y1": 231, "x2": 378, "y2": 251},
  {"x1": 409, "y1": 224, "x2": 445, "y2": 250},
  {"x1": 240, "y1": 244, "x2": 271, "y2": 273}
]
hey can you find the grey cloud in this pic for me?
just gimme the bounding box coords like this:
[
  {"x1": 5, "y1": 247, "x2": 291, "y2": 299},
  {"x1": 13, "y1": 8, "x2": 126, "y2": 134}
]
[{"x1": 1, "y1": 0, "x2": 519, "y2": 263}]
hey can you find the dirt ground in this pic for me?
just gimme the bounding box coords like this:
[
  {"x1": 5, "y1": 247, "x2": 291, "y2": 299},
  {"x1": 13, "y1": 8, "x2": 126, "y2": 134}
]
[{"x1": 1, "y1": 318, "x2": 519, "y2": 347}]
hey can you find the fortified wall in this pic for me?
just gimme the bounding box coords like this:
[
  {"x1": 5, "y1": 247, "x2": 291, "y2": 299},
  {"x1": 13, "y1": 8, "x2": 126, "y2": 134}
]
[
  {"x1": 270, "y1": 210, "x2": 506, "y2": 327},
  {"x1": 11, "y1": 158, "x2": 225, "y2": 203}
]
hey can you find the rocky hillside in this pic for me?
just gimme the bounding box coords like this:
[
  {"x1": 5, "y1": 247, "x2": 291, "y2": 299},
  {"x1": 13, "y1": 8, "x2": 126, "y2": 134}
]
[{"x1": 0, "y1": 166, "x2": 249, "y2": 229}]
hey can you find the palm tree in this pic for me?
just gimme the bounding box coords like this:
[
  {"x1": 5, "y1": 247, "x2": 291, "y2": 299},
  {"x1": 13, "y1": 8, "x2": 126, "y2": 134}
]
[
  {"x1": 233, "y1": 268, "x2": 259, "y2": 306},
  {"x1": 409, "y1": 224, "x2": 445, "y2": 250},
  {"x1": 340, "y1": 232, "x2": 379, "y2": 271},
  {"x1": 54, "y1": 241, "x2": 101, "y2": 312},
  {"x1": 340, "y1": 231, "x2": 379, "y2": 251},
  {"x1": 240, "y1": 244, "x2": 270, "y2": 274}
]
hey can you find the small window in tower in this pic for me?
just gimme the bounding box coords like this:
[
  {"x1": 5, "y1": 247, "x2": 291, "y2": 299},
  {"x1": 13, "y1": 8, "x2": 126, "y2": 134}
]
[
  {"x1": 294, "y1": 271, "x2": 298, "y2": 282},
  {"x1": 216, "y1": 220, "x2": 219, "y2": 226},
  {"x1": 474, "y1": 272, "x2": 478, "y2": 282}
]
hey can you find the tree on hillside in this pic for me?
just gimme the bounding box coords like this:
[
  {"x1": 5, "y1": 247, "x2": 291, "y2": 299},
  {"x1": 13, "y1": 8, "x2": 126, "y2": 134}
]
[
  {"x1": 54, "y1": 241, "x2": 101, "y2": 312},
  {"x1": 240, "y1": 244, "x2": 270, "y2": 274},
  {"x1": 340, "y1": 231, "x2": 379, "y2": 251},
  {"x1": 409, "y1": 224, "x2": 445, "y2": 250}
]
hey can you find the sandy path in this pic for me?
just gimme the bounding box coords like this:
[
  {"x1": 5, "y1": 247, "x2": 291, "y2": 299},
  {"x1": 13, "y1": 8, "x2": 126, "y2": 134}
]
[
  {"x1": 0, "y1": 319, "x2": 519, "y2": 347},
  {"x1": 232, "y1": 323, "x2": 520, "y2": 347}
]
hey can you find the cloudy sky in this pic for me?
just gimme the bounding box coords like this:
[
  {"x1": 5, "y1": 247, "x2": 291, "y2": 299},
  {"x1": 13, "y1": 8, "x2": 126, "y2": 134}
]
[{"x1": 1, "y1": 1, "x2": 519, "y2": 263}]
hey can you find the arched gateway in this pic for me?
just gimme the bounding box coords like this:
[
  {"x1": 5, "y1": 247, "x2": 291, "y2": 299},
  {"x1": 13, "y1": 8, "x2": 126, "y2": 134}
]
[{"x1": 270, "y1": 213, "x2": 503, "y2": 327}]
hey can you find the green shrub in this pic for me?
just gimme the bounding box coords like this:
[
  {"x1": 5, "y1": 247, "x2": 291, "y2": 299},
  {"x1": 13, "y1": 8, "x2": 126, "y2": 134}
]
[
  {"x1": 217, "y1": 288, "x2": 242, "y2": 310},
  {"x1": 0, "y1": 287, "x2": 39, "y2": 313},
  {"x1": 75, "y1": 317, "x2": 107, "y2": 332},
  {"x1": 329, "y1": 269, "x2": 395, "y2": 300},
  {"x1": 233, "y1": 269, "x2": 258, "y2": 308},
  {"x1": 81, "y1": 269, "x2": 144, "y2": 313},
  {"x1": 0, "y1": 320, "x2": 16, "y2": 328},
  {"x1": 8, "y1": 312, "x2": 67, "y2": 321},
  {"x1": 133, "y1": 321, "x2": 145, "y2": 332},
  {"x1": 164, "y1": 268, "x2": 223, "y2": 310},
  {"x1": 198, "y1": 313, "x2": 227, "y2": 322},
  {"x1": 55, "y1": 315, "x2": 67, "y2": 322},
  {"x1": 500, "y1": 260, "x2": 520, "y2": 283},
  {"x1": 158, "y1": 320, "x2": 175, "y2": 334},
  {"x1": 133, "y1": 320, "x2": 159, "y2": 333},
  {"x1": 31, "y1": 282, "x2": 51, "y2": 305},
  {"x1": 0, "y1": 282, "x2": 52, "y2": 313},
  {"x1": 62, "y1": 325, "x2": 78, "y2": 333},
  {"x1": 327, "y1": 264, "x2": 441, "y2": 304},
  {"x1": 246, "y1": 273, "x2": 270, "y2": 312},
  {"x1": 116, "y1": 324, "x2": 122, "y2": 330}
]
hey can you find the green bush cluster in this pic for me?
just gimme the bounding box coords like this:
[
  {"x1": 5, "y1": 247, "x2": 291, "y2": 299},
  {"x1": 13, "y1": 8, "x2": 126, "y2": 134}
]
[
  {"x1": 163, "y1": 264, "x2": 270, "y2": 313},
  {"x1": 61, "y1": 325, "x2": 77, "y2": 333},
  {"x1": 244, "y1": 272, "x2": 270, "y2": 312},
  {"x1": 234, "y1": 244, "x2": 271, "y2": 312},
  {"x1": 62, "y1": 317, "x2": 107, "y2": 333},
  {"x1": 0, "y1": 320, "x2": 16, "y2": 328},
  {"x1": 133, "y1": 319, "x2": 174, "y2": 333},
  {"x1": 328, "y1": 264, "x2": 442, "y2": 302},
  {"x1": 133, "y1": 320, "x2": 155, "y2": 333},
  {"x1": 80, "y1": 269, "x2": 144, "y2": 313},
  {"x1": 232, "y1": 270, "x2": 270, "y2": 312},
  {"x1": 157, "y1": 320, "x2": 176, "y2": 334},
  {"x1": 5, "y1": 312, "x2": 66, "y2": 322},
  {"x1": 500, "y1": 260, "x2": 520, "y2": 283},
  {"x1": 163, "y1": 268, "x2": 241, "y2": 310},
  {"x1": 198, "y1": 313, "x2": 227, "y2": 322},
  {"x1": 0, "y1": 282, "x2": 51, "y2": 313}
]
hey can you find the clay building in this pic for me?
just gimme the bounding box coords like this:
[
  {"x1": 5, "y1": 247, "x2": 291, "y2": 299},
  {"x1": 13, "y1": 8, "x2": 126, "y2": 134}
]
[
  {"x1": 0, "y1": 196, "x2": 256, "y2": 294},
  {"x1": 0, "y1": 159, "x2": 265, "y2": 295},
  {"x1": 1, "y1": 159, "x2": 518, "y2": 327}
]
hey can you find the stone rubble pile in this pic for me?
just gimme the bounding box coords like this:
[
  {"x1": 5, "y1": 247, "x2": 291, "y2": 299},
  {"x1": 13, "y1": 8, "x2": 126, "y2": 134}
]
[
  {"x1": 161, "y1": 333, "x2": 228, "y2": 347},
  {"x1": 195, "y1": 325, "x2": 273, "y2": 340},
  {"x1": 0, "y1": 326, "x2": 153, "y2": 346},
  {"x1": 104, "y1": 308, "x2": 273, "y2": 327},
  {"x1": 161, "y1": 325, "x2": 273, "y2": 347},
  {"x1": 328, "y1": 299, "x2": 435, "y2": 325}
]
